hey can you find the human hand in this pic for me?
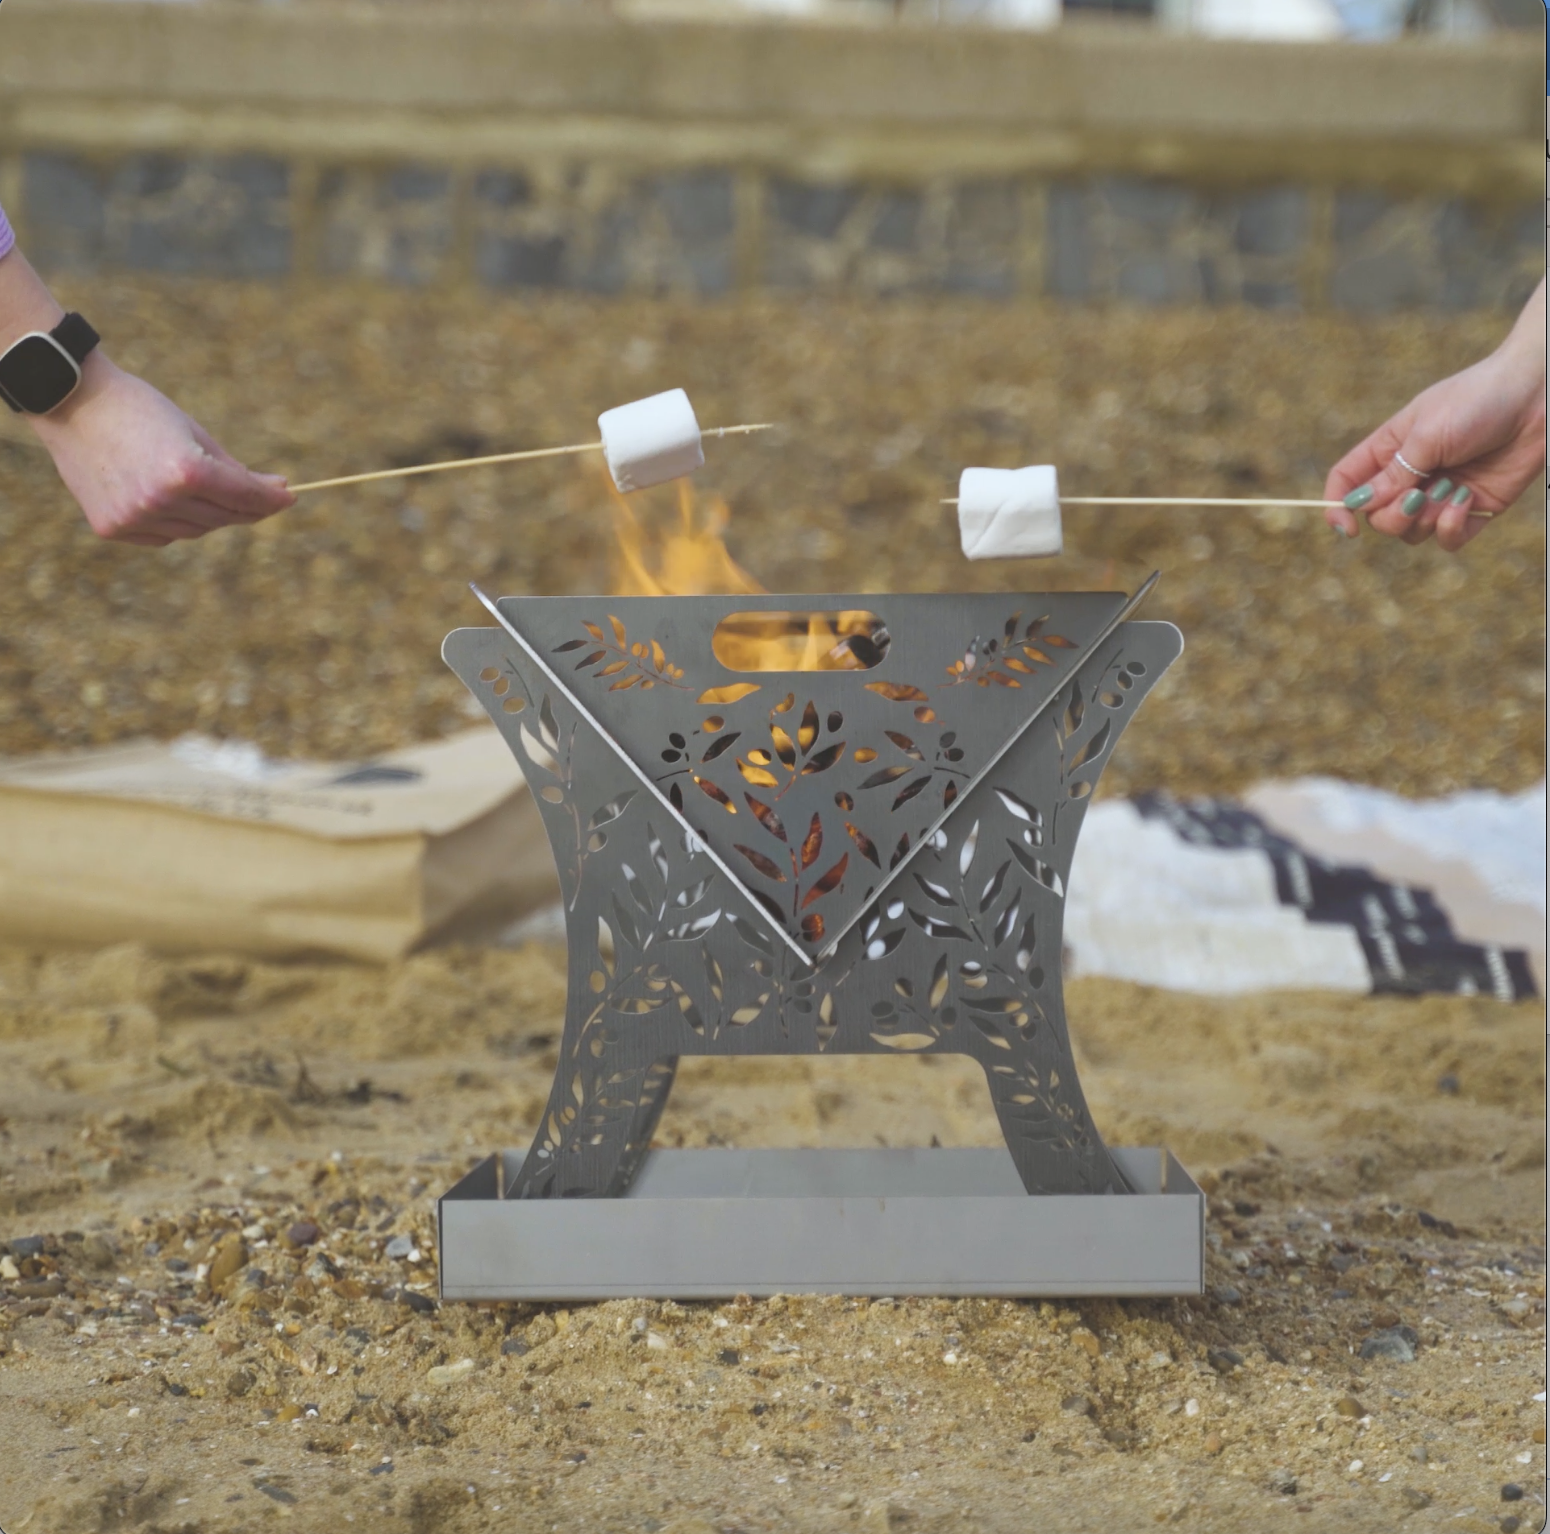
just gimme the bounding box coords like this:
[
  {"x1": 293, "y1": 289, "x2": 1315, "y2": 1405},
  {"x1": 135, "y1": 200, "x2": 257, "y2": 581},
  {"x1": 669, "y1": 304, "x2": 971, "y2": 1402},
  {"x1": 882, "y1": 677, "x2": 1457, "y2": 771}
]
[
  {"x1": 1324, "y1": 282, "x2": 1546, "y2": 554},
  {"x1": 29, "y1": 354, "x2": 294, "y2": 547}
]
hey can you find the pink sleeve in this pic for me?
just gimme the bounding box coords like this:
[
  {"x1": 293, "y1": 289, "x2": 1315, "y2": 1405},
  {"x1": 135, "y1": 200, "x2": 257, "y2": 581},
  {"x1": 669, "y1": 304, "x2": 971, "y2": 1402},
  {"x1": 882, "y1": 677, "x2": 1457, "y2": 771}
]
[{"x1": 0, "y1": 202, "x2": 13, "y2": 262}]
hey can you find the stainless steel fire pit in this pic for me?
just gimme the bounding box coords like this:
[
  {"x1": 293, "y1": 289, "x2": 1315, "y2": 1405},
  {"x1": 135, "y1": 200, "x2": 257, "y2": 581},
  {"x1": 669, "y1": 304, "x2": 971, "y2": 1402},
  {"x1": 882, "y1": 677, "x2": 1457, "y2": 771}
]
[{"x1": 437, "y1": 589, "x2": 1203, "y2": 1299}]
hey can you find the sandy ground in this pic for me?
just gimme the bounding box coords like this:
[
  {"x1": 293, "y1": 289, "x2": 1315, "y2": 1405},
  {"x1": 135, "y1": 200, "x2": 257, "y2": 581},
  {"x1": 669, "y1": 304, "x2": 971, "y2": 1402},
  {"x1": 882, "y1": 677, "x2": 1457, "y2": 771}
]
[
  {"x1": 0, "y1": 942, "x2": 1543, "y2": 1533},
  {"x1": 0, "y1": 283, "x2": 1544, "y2": 1529}
]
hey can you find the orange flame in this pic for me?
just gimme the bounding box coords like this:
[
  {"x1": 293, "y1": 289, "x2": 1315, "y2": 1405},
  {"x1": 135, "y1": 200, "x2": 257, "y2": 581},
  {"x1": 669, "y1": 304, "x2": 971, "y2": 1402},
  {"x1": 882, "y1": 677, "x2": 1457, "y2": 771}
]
[{"x1": 601, "y1": 471, "x2": 883, "y2": 673}]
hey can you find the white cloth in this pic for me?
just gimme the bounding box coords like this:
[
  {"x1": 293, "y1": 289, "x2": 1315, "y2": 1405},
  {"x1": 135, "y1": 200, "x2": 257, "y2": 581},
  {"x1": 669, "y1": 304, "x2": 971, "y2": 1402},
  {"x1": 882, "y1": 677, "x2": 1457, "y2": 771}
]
[
  {"x1": 957, "y1": 465, "x2": 1062, "y2": 560},
  {"x1": 1064, "y1": 801, "x2": 1372, "y2": 995},
  {"x1": 598, "y1": 388, "x2": 704, "y2": 494}
]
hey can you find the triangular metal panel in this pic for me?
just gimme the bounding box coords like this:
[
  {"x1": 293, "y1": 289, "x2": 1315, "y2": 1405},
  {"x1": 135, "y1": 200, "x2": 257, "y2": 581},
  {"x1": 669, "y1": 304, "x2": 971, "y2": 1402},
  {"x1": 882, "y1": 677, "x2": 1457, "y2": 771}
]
[{"x1": 485, "y1": 592, "x2": 1126, "y2": 961}]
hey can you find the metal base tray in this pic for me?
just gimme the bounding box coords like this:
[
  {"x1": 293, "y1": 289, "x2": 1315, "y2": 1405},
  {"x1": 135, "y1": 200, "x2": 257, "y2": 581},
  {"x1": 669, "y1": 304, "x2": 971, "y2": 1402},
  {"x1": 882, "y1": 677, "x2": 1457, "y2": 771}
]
[{"x1": 437, "y1": 1146, "x2": 1204, "y2": 1300}]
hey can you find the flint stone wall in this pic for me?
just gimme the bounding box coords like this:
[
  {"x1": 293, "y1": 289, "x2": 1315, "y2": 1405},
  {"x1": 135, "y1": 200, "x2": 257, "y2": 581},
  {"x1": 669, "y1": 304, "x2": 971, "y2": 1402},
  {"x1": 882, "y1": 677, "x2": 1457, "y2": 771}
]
[{"x1": 0, "y1": 4, "x2": 1541, "y2": 311}]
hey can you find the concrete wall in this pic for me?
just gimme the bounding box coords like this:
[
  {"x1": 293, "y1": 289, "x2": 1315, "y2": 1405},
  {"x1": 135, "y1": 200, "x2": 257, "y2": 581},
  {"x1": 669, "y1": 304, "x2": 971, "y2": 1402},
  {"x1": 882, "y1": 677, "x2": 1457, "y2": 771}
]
[{"x1": 0, "y1": 1, "x2": 1541, "y2": 309}]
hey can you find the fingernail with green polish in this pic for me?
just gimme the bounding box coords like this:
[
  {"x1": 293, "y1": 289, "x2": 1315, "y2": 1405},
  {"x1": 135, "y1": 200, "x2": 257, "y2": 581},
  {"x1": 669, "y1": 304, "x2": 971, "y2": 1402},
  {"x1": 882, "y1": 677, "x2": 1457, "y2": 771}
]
[
  {"x1": 1331, "y1": 521, "x2": 1353, "y2": 539},
  {"x1": 1449, "y1": 484, "x2": 1471, "y2": 507},
  {"x1": 1428, "y1": 478, "x2": 1453, "y2": 502},
  {"x1": 1401, "y1": 489, "x2": 1426, "y2": 517},
  {"x1": 1343, "y1": 485, "x2": 1374, "y2": 511}
]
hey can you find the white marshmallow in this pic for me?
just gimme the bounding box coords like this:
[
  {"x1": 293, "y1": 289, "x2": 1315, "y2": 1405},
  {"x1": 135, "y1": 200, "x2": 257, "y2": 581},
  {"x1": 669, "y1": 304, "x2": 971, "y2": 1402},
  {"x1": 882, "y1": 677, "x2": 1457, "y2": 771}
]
[
  {"x1": 598, "y1": 388, "x2": 705, "y2": 493},
  {"x1": 957, "y1": 465, "x2": 1062, "y2": 560}
]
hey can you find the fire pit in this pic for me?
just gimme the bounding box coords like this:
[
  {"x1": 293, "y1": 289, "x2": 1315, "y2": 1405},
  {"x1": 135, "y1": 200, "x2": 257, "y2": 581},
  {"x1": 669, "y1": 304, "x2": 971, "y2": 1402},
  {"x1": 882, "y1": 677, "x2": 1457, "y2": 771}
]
[{"x1": 437, "y1": 588, "x2": 1203, "y2": 1299}]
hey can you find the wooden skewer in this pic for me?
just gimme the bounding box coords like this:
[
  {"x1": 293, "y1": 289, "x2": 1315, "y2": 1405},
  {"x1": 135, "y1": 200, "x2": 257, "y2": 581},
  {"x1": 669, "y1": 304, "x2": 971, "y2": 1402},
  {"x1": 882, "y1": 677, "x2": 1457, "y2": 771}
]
[
  {"x1": 940, "y1": 494, "x2": 1494, "y2": 516},
  {"x1": 941, "y1": 495, "x2": 1337, "y2": 508},
  {"x1": 288, "y1": 422, "x2": 777, "y2": 495}
]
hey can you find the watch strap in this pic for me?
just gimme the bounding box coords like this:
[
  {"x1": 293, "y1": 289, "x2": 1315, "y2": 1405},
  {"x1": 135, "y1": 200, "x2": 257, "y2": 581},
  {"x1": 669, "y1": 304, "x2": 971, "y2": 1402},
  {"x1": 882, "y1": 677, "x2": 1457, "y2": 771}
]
[{"x1": 53, "y1": 312, "x2": 100, "y2": 366}]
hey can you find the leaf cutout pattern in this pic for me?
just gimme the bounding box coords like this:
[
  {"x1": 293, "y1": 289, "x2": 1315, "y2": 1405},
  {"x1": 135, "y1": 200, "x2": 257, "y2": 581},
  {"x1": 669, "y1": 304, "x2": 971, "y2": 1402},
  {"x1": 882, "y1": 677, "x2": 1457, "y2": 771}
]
[
  {"x1": 907, "y1": 908, "x2": 973, "y2": 942},
  {"x1": 994, "y1": 787, "x2": 1041, "y2": 825},
  {"x1": 737, "y1": 759, "x2": 781, "y2": 788},
  {"x1": 865, "y1": 681, "x2": 930, "y2": 702},
  {"x1": 1067, "y1": 719, "x2": 1111, "y2": 774},
  {"x1": 802, "y1": 854, "x2": 848, "y2": 908},
  {"x1": 693, "y1": 776, "x2": 736, "y2": 812},
  {"x1": 701, "y1": 732, "x2": 741, "y2": 762},
  {"x1": 1008, "y1": 839, "x2": 1065, "y2": 898},
  {"x1": 801, "y1": 742, "x2": 845, "y2": 775},
  {"x1": 846, "y1": 822, "x2": 881, "y2": 866},
  {"x1": 885, "y1": 731, "x2": 924, "y2": 761},
  {"x1": 800, "y1": 814, "x2": 823, "y2": 871},
  {"x1": 865, "y1": 927, "x2": 906, "y2": 960},
  {"x1": 860, "y1": 765, "x2": 912, "y2": 790},
  {"x1": 771, "y1": 727, "x2": 796, "y2": 768},
  {"x1": 727, "y1": 913, "x2": 773, "y2": 956},
  {"x1": 588, "y1": 791, "x2": 637, "y2": 831},
  {"x1": 519, "y1": 722, "x2": 561, "y2": 778},
  {"x1": 745, "y1": 795, "x2": 787, "y2": 842},
  {"x1": 912, "y1": 873, "x2": 956, "y2": 908},
  {"x1": 798, "y1": 701, "x2": 819, "y2": 753},
  {"x1": 891, "y1": 774, "x2": 933, "y2": 810},
  {"x1": 735, "y1": 845, "x2": 786, "y2": 882},
  {"x1": 979, "y1": 860, "x2": 1011, "y2": 914},
  {"x1": 699, "y1": 683, "x2": 760, "y2": 705}
]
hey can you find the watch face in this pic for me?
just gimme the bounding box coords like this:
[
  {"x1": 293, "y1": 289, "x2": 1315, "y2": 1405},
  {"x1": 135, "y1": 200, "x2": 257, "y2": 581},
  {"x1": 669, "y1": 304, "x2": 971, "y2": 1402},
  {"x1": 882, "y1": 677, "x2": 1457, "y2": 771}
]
[{"x1": 0, "y1": 333, "x2": 81, "y2": 414}]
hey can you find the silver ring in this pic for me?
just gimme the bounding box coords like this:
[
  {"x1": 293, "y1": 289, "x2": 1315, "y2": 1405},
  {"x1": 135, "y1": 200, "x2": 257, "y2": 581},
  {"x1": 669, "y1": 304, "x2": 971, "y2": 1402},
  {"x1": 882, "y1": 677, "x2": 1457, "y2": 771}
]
[{"x1": 1393, "y1": 451, "x2": 1425, "y2": 478}]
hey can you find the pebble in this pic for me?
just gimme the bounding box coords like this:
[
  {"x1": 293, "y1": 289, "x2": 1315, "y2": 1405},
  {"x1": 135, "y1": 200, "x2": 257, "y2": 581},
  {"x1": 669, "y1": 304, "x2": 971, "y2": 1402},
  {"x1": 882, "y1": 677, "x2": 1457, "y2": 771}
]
[
  {"x1": 646, "y1": 1332, "x2": 670, "y2": 1351},
  {"x1": 7, "y1": 1235, "x2": 44, "y2": 1259},
  {"x1": 1060, "y1": 1393, "x2": 1092, "y2": 1416},
  {"x1": 206, "y1": 1234, "x2": 248, "y2": 1295},
  {"x1": 1359, "y1": 1325, "x2": 1418, "y2": 1363},
  {"x1": 1269, "y1": 1469, "x2": 1297, "y2": 1495},
  {"x1": 1207, "y1": 1346, "x2": 1244, "y2": 1373},
  {"x1": 500, "y1": 1337, "x2": 530, "y2": 1357},
  {"x1": 1184, "y1": 1399, "x2": 1200, "y2": 1417},
  {"x1": 395, "y1": 1288, "x2": 436, "y2": 1314},
  {"x1": 1347, "y1": 1459, "x2": 1363, "y2": 1474},
  {"x1": 1500, "y1": 1484, "x2": 1523, "y2": 1502},
  {"x1": 1436, "y1": 1073, "x2": 1460, "y2": 1094},
  {"x1": 285, "y1": 1221, "x2": 320, "y2": 1248},
  {"x1": 1070, "y1": 1328, "x2": 1101, "y2": 1358},
  {"x1": 0, "y1": 1256, "x2": 19, "y2": 1281},
  {"x1": 1400, "y1": 1488, "x2": 1432, "y2": 1510},
  {"x1": 384, "y1": 1235, "x2": 415, "y2": 1260},
  {"x1": 1203, "y1": 1432, "x2": 1225, "y2": 1455},
  {"x1": 836, "y1": 1493, "x2": 859, "y2": 1509},
  {"x1": 1212, "y1": 1286, "x2": 1242, "y2": 1306},
  {"x1": 427, "y1": 1357, "x2": 476, "y2": 1386},
  {"x1": 1334, "y1": 1396, "x2": 1367, "y2": 1418},
  {"x1": 1501, "y1": 1517, "x2": 1522, "y2": 1533}
]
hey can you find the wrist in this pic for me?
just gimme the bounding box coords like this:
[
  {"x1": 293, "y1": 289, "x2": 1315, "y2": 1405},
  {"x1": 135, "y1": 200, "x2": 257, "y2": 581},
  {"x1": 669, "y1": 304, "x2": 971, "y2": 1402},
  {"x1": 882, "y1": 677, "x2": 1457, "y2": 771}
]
[{"x1": 25, "y1": 348, "x2": 121, "y2": 440}]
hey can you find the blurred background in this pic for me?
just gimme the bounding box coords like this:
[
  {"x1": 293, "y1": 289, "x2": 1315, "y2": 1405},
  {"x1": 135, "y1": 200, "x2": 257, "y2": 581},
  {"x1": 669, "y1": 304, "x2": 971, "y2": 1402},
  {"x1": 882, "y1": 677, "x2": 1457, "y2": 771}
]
[{"x1": 0, "y1": 0, "x2": 1542, "y2": 784}]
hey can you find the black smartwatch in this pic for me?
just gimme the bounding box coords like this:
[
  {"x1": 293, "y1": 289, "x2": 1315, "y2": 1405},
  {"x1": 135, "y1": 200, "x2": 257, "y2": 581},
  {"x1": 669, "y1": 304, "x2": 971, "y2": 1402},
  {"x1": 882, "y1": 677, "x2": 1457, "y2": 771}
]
[{"x1": 0, "y1": 312, "x2": 100, "y2": 415}]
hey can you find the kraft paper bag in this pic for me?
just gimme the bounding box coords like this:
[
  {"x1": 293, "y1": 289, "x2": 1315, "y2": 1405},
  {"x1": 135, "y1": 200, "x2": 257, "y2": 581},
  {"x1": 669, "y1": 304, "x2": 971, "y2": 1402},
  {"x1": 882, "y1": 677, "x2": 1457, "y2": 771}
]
[{"x1": 0, "y1": 728, "x2": 560, "y2": 962}]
